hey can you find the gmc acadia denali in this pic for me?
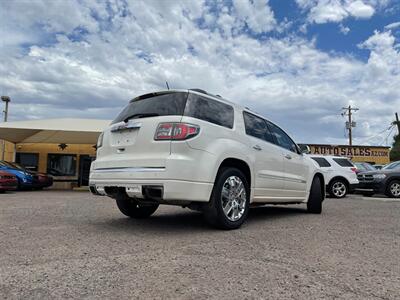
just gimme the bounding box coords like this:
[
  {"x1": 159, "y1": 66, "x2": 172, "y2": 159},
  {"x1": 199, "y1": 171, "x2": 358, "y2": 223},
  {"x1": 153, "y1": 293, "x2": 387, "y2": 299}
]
[{"x1": 89, "y1": 89, "x2": 325, "y2": 229}]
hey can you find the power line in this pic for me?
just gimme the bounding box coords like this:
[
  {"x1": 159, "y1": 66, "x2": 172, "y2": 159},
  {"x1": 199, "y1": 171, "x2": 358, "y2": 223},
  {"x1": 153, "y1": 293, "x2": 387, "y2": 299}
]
[
  {"x1": 381, "y1": 125, "x2": 395, "y2": 146},
  {"x1": 357, "y1": 124, "x2": 394, "y2": 144}
]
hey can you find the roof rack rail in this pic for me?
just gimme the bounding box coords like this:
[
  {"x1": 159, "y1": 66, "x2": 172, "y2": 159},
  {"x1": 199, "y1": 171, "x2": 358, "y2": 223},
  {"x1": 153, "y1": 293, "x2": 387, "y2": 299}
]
[
  {"x1": 189, "y1": 89, "x2": 225, "y2": 100},
  {"x1": 189, "y1": 88, "x2": 208, "y2": 94}
]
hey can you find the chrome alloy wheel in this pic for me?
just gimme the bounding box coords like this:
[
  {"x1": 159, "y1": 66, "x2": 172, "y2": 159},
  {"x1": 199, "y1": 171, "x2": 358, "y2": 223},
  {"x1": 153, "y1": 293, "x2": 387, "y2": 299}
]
[
  {"x1": 390, "y1": 182, "x2": 400, "y2": 197},
  {"x1": 221, "y1": 176, "x2": 246, "y2": 222},
  {"x1": 332, "y1": 181, "x2": 347, "y2": 198}
]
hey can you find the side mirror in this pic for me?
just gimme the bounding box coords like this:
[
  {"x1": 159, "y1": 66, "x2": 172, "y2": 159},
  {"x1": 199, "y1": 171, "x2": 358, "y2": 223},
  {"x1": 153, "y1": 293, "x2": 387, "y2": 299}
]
[{"x1": 299, "y1": 144, "x2": 311, "y2": 154}]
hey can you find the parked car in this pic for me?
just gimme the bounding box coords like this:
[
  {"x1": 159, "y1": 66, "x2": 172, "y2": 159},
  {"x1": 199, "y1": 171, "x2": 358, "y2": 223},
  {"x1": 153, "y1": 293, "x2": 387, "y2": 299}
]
[
  {"x1": 382, "y1": 161, "x2": 400, "y2": 171},
  {"x1": 308, "y1": 155, "x2": 359, "y2": 198},
  {"x1": 0, "y1": 170, "x2": 18, "y2": 193},
  {"x1": 4, "y1": 162, "x2": 53, "y2": 190},
  {"x1": 89, "y1": 89, "x2": 325, "y2": 229},
  {"x1": 373, "y1": 164, "x2": 384, "y2": 170},
  {"x1": 356, "y1": 163, "x2": 400, "y2": 198},
  {"x1": 0, "y1": 161, "x2": 34, "y2": 189},
  {"x1": 354, "y1": 162, "x2": 376, "y2": 173}
]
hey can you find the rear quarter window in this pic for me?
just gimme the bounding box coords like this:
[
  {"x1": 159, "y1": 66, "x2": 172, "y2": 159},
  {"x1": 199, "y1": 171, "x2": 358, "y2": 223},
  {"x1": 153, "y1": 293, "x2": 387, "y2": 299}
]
[
  {"x1": 184, "y1": 94, "x2": 234, "y2": 129},
  {"x1": 311, "y1": 157, "x2": 331, "y2": 167},
  {"x1": 333, "y1": 158, "x2": 354, "y2": 167},
  {"x1": 243, "y1": 112, "x2": 275, "y2": 143}
]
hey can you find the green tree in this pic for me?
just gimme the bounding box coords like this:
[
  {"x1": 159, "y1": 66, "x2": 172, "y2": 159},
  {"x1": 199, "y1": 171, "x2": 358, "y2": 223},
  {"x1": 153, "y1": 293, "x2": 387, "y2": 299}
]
[{"x1": 390, "y1": 134, "x2": 400, "y2": 161}]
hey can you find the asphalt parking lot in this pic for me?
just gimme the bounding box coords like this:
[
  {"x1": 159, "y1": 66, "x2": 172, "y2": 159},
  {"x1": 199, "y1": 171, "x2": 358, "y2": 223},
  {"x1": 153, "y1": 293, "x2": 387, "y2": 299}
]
[{"x1": 1, "y1": 191, "x2": 399, "y2": 299}]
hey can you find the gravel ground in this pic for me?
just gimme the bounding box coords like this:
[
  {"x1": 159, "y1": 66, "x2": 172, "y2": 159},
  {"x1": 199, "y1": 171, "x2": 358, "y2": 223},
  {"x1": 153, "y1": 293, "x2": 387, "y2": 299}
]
[{"x1": 0, "y1": 190, "x2": 399, "y2": 299}]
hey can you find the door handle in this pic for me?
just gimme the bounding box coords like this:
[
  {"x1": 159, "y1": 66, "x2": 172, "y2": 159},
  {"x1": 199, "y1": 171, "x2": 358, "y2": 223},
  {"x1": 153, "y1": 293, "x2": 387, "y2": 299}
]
[
  {"x1": 284, "y1": 154, "x2": 292, "y2": 160},
  {"x1": 253, "y1": 145, "x2": 262, "y2": 151}
]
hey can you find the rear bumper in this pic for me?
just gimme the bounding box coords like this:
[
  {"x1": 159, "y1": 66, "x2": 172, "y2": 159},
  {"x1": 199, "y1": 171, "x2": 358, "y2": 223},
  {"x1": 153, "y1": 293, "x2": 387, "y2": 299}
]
[{"x1": 89, "y1": 167, "x2": 213, "y2": 202}]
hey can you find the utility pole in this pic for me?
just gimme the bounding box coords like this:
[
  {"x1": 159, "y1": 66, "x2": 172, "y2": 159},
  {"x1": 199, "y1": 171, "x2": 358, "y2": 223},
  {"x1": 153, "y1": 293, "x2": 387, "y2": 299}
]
[
  {"x1": 1, "y1": 96, "x2": 11, "y2": 160},
  {"x1": 341, "y1": 105, "x2": 359, "y2": 146},
  {"x1": 394, "y1": 112, "x2": 400, "y2": 135}
]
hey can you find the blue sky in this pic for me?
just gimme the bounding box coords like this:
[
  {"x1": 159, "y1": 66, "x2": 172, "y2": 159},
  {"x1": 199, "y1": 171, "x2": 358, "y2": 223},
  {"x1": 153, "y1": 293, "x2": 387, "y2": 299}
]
[{"x1": 0, "y1": 0, "x2": 399, "y2": 146}]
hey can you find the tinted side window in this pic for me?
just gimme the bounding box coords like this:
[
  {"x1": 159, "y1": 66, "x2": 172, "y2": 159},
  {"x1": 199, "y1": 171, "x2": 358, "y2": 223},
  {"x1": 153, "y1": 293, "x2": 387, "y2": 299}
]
[
  {"x1": 311, "y1": 157, "x2": 331, "y2": 167},
  {"x1": 266, "y1": 121, "x2": 298, "y2": 153},
  {"x1": 243, "y1": 112, "x2": 275, "y2": 143},
  {"x1": 333, "y1": 158, "x2": 354, "y2": 167},
  {"x1": 185, "y1": 94, "x2": 234, "y2": 129}
]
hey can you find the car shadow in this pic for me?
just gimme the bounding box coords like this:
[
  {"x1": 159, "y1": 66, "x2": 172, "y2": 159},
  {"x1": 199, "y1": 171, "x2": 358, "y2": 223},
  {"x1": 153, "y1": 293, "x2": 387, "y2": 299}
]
[
  {"x1": 96, "y1": 210, "x2": 209, "y2": 234},
  {"x1": 247, "y1": 205, "x2": 307, "y2": 224},
  {"x1": 95, "y1": 205, "x2": 307, "y2": 235}
]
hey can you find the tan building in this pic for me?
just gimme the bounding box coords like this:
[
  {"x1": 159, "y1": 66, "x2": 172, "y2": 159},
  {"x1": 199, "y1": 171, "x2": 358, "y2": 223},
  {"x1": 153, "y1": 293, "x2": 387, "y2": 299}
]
[
  {"x1": 307, "y1": 144, "x2": 391, "y2": 165},
  {"x1": 0, "y1": 118, "x2": 109, "y2": 189}
]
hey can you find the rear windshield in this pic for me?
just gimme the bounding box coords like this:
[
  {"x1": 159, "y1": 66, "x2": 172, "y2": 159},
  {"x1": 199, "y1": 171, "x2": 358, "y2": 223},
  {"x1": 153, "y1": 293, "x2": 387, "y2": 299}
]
[
  {"x1": 333, "y1": 158, "x2": 354, "y2": 167},
  {"x1": 311, "y1": 157, "x2": 331, "y2": 168},
  {"x1": 113, "y1": 92, "x2": 234, "y2": 129},
  {"x1": 112, "y1": 92, "x2": 188, "y2": 124},
  {"x1": 360, "y1": 163, "x2": 376, "y2": 171}
]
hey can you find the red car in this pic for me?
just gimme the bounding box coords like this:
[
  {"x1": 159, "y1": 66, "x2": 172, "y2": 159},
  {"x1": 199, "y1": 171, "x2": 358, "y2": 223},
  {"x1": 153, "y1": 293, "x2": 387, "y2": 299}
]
[{"x1": 0, "y1": 171, "x2": 18, "y2": 192}]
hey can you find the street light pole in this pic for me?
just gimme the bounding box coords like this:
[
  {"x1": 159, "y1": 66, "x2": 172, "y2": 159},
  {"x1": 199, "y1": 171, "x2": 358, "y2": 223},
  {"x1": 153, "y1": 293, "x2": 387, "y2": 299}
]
[{"x1": 1, "y1": 96, "x2": 11, "y2": 160}]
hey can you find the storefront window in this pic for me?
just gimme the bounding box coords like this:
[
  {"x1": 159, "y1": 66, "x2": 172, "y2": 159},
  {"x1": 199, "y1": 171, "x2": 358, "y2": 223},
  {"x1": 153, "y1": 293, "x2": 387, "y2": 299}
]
[
  {"x1": 16, "y1": 153, "x2": 39, "y2": 171},
  {"x1": 47, "y1": 154, "x2": 77, "y2": 176}
]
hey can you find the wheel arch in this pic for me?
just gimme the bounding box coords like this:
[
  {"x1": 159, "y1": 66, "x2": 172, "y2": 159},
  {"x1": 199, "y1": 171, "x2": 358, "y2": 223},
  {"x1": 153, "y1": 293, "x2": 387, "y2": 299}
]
[
  {"x1": 328, "y1": 176, "x2": 350, "y2": 188},
  {"x1": 385, "y1": 177, "x2": 400, "y2": 194},
  {"x1": 215, "y1": 158, "x2": 252, "y2": 188}
]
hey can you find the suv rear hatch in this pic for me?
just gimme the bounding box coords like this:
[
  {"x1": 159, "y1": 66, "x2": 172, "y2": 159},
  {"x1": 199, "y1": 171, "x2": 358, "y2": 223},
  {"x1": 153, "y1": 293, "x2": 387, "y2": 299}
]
[{"x1": 95, "y1": 91, "x2": 188, "y2": 169}]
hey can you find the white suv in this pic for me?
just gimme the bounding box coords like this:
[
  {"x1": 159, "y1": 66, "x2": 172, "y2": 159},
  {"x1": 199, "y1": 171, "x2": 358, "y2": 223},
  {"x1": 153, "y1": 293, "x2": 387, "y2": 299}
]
[
  {"x1": 90, "y1": 89, "x2": 325, "y2": 229},
  {"x1": 309, "y1": 155, "x2": 359, "y2": 198}
]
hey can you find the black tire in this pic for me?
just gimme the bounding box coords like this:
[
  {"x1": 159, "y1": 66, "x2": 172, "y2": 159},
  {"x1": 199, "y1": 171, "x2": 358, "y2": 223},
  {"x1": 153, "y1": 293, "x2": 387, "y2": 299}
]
[
  {"x1": 115, "y1": 194, "x2": 159, "y2": 218},
  {"x1": 307, "y1": 176, "x2": 323, "y2": 214},
  {"x1": 385, "y1": 180, "x2": 400, "y2": 198},
  {"x1": 204, "y1": 167, "x2": 250, "y2": 230},
  {"x1": 328, "y1": 179, "x2": 348, "y2": 199},
  {"x1": 361, "y1": 192, "x2": 375, "y2": 197}
]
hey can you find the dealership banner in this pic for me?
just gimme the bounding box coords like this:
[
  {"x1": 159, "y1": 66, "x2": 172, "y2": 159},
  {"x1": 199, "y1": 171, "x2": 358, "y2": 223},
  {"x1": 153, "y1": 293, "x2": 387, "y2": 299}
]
[{"x1": 303, "y1": 144, "x2": 391, "y2": 164}]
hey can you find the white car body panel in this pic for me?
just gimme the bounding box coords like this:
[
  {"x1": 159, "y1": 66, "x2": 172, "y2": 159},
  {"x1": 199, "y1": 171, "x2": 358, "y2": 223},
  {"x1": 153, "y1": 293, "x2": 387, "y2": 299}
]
[{"x1": 308, "y1": 155, "x2": 359, "y2": 188}]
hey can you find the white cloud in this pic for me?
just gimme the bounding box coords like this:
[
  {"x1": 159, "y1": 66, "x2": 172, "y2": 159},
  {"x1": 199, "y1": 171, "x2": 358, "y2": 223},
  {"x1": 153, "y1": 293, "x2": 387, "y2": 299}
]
[
  {"x1": 346, "y1": 0, "x2": 375, "y2": 18},
  {"x1": 296, "y1": 0, "x2": 381, "y2": 24},
  {"x1": 385, "y1": 21, "x2": 400, "y2": 30},
  {"x1": 339, "y1": 24, "x2": 351, "y2": 34},
  {"x1": 0, "y1": 0, "x2": 399, "y2": 145},
  {"x1": 308, "y1": 0, "x2": 349, "y2": 24},
  {"x1": 232, "y1": 0, "x2": 277, "y2": 33}
]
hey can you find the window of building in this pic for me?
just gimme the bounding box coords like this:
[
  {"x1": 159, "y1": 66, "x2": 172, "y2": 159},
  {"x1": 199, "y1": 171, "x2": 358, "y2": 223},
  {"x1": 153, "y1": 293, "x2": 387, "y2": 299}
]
[
  {"x1": 185, "y1": 94, "x2": 234, "y2": 128},
  {"x1": 266, "y1": 121, "x2": 298, "y2": 153},
  {"x1": 243, "y1": 112, "x2": 275, "y2": 143},
  {"x1": 333, "y1": 158, "x2": 354, "y2": 167},
  {"x1": 16, "y1": 153, "x2": 39, "y2": 171},
  {"x1": 311, "y1": 157, "x2": 331, "y2": 167},
  {"x1": 47, "y1": 154, "x2": 77, "y2": 176}
]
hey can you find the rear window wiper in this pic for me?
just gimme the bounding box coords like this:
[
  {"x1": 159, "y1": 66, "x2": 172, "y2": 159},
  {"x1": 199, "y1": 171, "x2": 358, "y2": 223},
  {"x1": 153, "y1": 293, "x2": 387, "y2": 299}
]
[{"x1": 124, "y1": 113, "x2": 159, "y2": 122}]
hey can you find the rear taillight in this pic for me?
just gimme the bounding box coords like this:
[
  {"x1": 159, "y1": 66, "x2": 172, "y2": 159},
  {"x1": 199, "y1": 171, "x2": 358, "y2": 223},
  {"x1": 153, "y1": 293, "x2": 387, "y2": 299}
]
[
  {"x1": 154, "y1": 123, "x2": 200, "y2": 140},
  {"x1": 351, "y1": 167, "x2": 357, "y2": 173}
]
